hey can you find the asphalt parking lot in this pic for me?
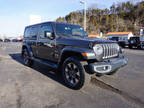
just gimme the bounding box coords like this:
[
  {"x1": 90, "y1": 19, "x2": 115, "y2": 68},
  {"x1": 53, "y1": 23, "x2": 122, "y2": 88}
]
[{"x1": 0, "y1": 42, "x2": 144, "y2": 108}]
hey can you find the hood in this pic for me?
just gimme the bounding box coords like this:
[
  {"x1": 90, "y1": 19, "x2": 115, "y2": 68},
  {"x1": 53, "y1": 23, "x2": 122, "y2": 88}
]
[{"x1": 58, "y1": 35, "x2": 116, "y2": 49}]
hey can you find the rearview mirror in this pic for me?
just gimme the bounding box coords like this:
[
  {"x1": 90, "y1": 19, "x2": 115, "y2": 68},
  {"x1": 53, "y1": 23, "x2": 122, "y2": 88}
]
[{"x1": 45, "y1": 31, "x2": 55, "y2": 40}]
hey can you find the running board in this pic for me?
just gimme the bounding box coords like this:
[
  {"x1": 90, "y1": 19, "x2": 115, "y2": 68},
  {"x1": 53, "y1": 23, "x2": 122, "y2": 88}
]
[{"x1": 31, "y1": 57, "x2": 58, "y2": 69}]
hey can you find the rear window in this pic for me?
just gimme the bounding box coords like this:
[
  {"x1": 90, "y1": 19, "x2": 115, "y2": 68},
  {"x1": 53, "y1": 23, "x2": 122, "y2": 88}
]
[
  {"x1": 31, "y1": 27, "x2": 38, "y2": 39},
  {"x1": 24, "y1": 27, "x2": 31, "y2": 38},
  {"x1": 24, "y1": 26, "x2": 38, "y2": 39}
]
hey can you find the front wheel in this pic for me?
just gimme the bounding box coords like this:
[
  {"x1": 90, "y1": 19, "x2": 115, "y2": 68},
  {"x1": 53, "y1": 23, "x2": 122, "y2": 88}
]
[{"x1": 62, "y1": 57, "x2": 91, "y2": 90}]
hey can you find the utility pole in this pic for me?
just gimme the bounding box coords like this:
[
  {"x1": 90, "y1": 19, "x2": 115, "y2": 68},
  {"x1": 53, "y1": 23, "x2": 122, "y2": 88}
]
[{"x1": 80, "y1": 0, "x2": 86, "y2": 31}]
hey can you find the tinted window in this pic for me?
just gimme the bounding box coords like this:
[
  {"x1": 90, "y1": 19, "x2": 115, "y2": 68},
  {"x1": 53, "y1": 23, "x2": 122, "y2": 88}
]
[
  {"x1": 133, "y1": 37, "x2": 139, "y2": 40},
  {"x1": 40, "y1": 24, "x2": 53, "y2": 39},
  {"x1": 31, "y1": 27, "x2": 38, "y2": 39},
  {"x1": 24, "y1": 27, "x2": 31, "y2": 38},
  {"x1": 55, "y1": 24, "x2": 87, "y2": 37},
  {"x1": 119, "y1": 37, "x2": 128, "y2": 41}
]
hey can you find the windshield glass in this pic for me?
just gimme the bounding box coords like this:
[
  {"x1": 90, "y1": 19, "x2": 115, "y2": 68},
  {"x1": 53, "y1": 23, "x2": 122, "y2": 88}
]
[{"x1": 55, "y1": 23, "x2": 88, "y2": 37}]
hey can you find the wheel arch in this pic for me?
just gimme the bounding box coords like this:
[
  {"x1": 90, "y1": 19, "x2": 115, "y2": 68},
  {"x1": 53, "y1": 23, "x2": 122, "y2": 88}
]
[
  {"x1": 58, "y1": 48, "x2": 87, "y2": 69},
  {"x1": 22, "y1": 44, "x2": 33, "y2": 57}
]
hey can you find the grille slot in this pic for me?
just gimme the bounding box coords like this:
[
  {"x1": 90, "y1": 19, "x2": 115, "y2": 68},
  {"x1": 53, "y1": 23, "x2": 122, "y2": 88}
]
[{"x1": 102, "y1": 44, "x2": 119, "y2": 59}]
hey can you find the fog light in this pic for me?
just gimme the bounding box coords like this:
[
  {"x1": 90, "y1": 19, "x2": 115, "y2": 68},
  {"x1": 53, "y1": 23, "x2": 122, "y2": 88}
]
[{"x1": 94, "y1": 65, "x2": 112, "y2": 73}]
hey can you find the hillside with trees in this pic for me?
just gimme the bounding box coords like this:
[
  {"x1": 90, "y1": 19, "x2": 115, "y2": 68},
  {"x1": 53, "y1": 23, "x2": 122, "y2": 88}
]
[{"x1": 56, "y1": 1, "x2": 144, "y2": 35}]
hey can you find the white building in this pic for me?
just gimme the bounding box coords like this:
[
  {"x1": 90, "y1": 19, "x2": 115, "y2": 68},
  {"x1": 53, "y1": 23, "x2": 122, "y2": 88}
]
[{"x1": 106, "y1": 32, "x2": 134, "y2": 41}]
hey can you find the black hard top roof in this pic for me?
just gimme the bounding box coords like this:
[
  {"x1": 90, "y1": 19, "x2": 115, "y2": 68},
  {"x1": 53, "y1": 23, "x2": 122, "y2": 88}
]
[{"x1": 25, "y1": 21, "x2": 80, "y2": 28}]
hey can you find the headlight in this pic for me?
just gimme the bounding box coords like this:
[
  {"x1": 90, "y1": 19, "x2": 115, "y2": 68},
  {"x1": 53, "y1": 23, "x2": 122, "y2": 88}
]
[
  {"x1": 115, "y1": 44, "x2": 120, "y2": 51},
  {"x1": 93, "y1": 44, "x2": 103, "y2": 55},
  {"x1": 116, "y1": 44, "x2": 123, "y2": 53}
]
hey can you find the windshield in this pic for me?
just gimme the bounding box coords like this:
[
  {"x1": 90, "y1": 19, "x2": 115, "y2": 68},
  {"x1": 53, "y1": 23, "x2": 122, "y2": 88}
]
[{"x1": 55, "y1": 23, "x2": 88, "y2": 37}]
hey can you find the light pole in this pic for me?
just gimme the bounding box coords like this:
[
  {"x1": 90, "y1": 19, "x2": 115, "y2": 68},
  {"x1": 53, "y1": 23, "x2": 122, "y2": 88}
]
[{"x1": 80, "y1": 0, "x2": 86, "y2": 31}]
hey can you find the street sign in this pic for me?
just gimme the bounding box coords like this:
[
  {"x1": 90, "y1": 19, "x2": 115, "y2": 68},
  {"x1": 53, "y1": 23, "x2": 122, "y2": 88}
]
[
  {"x1": 140, "y1": 29, "x2": 143, "y2": 41},
  {"x1": 140, "y1": 29, "x2": 143, "y2": 36}
]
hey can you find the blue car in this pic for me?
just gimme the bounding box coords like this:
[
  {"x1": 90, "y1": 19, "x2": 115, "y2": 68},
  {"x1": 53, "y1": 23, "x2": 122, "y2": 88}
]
[{"x1": 12, "y1": 39, "x2": 19, "y2": 42}]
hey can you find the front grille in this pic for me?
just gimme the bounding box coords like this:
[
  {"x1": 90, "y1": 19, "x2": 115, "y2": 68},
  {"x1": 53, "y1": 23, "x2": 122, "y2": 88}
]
[{"x1": 102, "y1": 43, "x2": 119, "y2": 59}]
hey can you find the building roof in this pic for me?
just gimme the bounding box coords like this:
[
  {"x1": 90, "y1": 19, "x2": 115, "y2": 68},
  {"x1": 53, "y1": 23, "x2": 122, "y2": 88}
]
[
  {"x1": 88, "y1": 34, "x2": 99, "y2": 37},
  {"x1": 106, "y1": 32, "x2": 132, "y2": 36}
]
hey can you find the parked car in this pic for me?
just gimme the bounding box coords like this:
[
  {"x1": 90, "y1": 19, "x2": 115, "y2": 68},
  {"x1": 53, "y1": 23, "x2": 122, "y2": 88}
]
[
  {"x1": 4, "y1": 39, "x2": 11, "y2": 42},
  {"x1": 19, "y1": 38, "x2": 23, "y2": 42},
  {"x1": 108, "y1": 37, "x2": 129, "y2": 48},
  {"x1": 12, "y1": 39, "x2": 19, "y2": 42},
  {"x1": 109, "y1": 37, "x2": 119, "y2": 42},
  {"x1": 128, "y1": 36, "x2": 144, "y2": 49},
  {"x1": 0, "y1": 39, "x2": 3, "y2": 42},
  {"x1": 22, "y1": 22, "x2": 128, "y2": 90},
  {"x1": 118, "y1": 41, "x2": 129, "y2": 48}
]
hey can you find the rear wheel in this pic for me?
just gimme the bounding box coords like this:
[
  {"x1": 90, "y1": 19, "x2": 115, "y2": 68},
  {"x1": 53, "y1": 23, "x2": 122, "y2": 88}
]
[
  {"x1": 62, "y1": 57, "x2": 90, "y2": 90},
  {"x1": 22, "y1": 49, "x2": 33, "y2": 67}
]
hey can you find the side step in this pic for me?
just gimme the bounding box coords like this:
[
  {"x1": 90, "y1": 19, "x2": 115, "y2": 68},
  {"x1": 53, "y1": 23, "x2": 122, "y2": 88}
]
[{"x1": 31, "y1": 57, "x2": 58, "y2": 69}]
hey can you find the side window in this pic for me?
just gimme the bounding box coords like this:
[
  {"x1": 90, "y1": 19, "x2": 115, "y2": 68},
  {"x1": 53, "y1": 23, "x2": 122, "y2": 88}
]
[
  {"x1": 40, "y1": 24, "x2": 53, "y2": 39},
  {"x1": 24, "y1": 27, "x2": 31, "y2": 38},
  {"x1": 30, "y1": 27, "x2": 38, "y2": 39}
]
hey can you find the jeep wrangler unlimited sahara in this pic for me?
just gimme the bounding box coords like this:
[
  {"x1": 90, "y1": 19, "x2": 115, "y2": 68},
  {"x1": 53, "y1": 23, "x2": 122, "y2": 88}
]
[{"x1": 22, "y1": 22, "x2": 128, "y2": 90}]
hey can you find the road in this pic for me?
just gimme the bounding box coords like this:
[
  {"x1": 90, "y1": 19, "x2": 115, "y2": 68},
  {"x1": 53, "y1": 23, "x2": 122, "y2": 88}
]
[{"x1": 0, "y1": 42, "x2": 144, "y2": 108}]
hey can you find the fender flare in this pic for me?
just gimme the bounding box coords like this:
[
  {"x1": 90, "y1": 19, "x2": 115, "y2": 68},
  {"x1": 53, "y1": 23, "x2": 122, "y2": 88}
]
[
  {"x1": 58, "y1": 47, "x2": 92, "y2": 64},
  {"x1": 22, "y1": 43, "x2": 33, "y2": 57}
]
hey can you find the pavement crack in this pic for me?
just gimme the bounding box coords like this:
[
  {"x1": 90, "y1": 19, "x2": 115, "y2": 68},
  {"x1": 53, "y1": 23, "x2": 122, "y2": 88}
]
[
  {"x1": 15, "y1": 82, "x2": 22, "y2": 108},
  {"x1": 43, "y1": 100, "x2": 65, "y2": 108},
  {"x1": 91, "y1": 76, "x2": 144, "y2": 108}
]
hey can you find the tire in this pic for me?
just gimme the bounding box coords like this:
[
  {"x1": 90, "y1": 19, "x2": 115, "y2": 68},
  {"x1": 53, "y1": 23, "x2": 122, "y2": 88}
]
[
  {"x1": 141, "y1": 45, "x2": 144, "y2": 49},
  {"x1": 121, "y1": 44, "x2": 125, "y2": 48},
  {"x1": 62, "y1": 57, "x2": 91, "y2": 90},
  {"x1": 137, "y1": 45, "x2": 141, "y2": 49},
  {"x1": 129, "y1": 45, "x2": 132, "y2": 49},
  {"x1": 22, "y1": 48, "x2": 33, "y2": 67}
]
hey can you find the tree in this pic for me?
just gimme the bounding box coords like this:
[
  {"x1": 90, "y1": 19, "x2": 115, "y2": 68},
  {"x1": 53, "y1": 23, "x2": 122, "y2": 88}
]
[{"x1": 56, "y1": 1, "x2": 144, "y2": 35}]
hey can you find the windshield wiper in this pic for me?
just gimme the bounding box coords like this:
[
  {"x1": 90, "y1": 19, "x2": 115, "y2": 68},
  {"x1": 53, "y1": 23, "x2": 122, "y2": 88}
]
[
  {"x1": 72, "y1": 34, "x2": 82, "y2": 37},
  {"x1": 58, "y1": 33, "x2": 72, "y2": 36}
]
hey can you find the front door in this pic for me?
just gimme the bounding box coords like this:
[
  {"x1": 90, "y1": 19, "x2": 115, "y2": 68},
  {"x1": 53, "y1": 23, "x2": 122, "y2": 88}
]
[{"x1": 37, "y1": 24, "x2": 56, "y2": 61}]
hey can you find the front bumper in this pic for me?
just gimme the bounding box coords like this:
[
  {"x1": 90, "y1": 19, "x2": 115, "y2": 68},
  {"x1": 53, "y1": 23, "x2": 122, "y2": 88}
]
[{"x1": 89, "y1": 56, "x2": 128, "y2": 74}]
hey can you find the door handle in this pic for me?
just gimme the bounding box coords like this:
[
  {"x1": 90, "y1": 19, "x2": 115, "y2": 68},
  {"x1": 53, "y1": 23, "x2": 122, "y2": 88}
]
[{"x1": 42, "y1": 41, "x2": 55, "y2": 47}]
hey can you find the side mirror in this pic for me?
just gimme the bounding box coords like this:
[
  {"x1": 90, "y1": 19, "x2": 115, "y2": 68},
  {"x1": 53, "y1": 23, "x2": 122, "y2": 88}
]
[{"x1": 45, "y1": 31, "x2": 55, "y2": 40}]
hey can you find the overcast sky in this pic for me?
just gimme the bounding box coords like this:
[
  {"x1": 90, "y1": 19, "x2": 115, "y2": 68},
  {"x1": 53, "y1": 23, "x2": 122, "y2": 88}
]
[{"x1": 0, "y1": 0, "x2": 140, "y2": 37}]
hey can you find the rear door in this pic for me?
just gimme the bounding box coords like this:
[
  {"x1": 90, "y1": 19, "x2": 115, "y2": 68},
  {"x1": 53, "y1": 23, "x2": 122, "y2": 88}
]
[
  {"x1": 29, "y1": 26, "x2": 39, "y2": 57},
  {"x1": 24, "y1": 26, "x2": 39, "y2": 57}
]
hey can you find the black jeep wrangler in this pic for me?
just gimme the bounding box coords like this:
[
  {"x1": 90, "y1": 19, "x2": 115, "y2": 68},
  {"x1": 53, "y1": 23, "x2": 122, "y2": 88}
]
[
  {"x1": 128, "y1": 36, "x2": 144, "y2": 49},
  {"x1": 22, "y1": 22, "x2": 128, "y2": 90}
]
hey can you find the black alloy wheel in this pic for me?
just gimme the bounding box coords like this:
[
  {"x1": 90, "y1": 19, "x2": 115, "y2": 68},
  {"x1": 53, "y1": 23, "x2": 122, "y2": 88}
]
[{"x1": 62, "y1": 57, "x2": 90, "y2": 90}]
